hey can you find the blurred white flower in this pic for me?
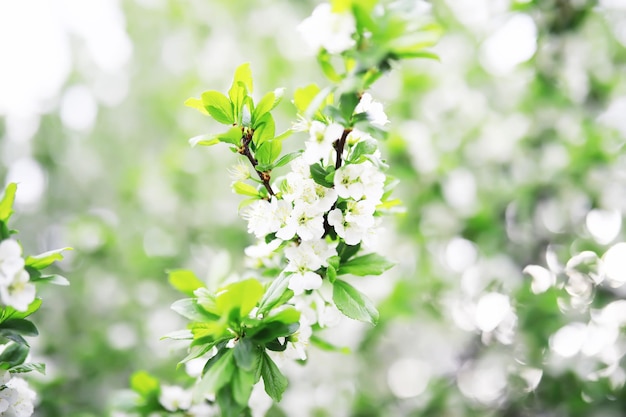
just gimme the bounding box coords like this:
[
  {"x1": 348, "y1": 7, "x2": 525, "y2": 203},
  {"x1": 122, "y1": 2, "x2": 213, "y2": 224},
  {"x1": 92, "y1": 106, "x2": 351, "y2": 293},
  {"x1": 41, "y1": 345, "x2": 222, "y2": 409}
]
[
  {"x1": 297, "y1": 4, "x2": 356, "y2": 54},
  {"x1": 1, "y1": 377, "x2": 36, "y2": 417},
  {"x1": 0, "y1": 240, "x2": 26, "y2": 285},
  {"x1": 0, "y1": 241, "x2": 35, "y2": 312},
  {"x1": 355, "y1": 93, "x2": 389, "y2": 128},
  {"x1": 303, "y1": 121, "x2": 343, "y2": 165},
  {"x1": 159, "y1": 385, "x2": 192, "y2": 412},
  {"x1": 523, "y1": 264, "x2": 556, "y2": 294}
]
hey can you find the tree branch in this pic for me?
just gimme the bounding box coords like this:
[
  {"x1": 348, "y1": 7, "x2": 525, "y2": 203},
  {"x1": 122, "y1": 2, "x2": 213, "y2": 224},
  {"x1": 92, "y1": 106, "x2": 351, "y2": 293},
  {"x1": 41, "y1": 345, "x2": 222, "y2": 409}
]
[{"x1": 239, "y1": 130, "x2": 275, "y2": 197}]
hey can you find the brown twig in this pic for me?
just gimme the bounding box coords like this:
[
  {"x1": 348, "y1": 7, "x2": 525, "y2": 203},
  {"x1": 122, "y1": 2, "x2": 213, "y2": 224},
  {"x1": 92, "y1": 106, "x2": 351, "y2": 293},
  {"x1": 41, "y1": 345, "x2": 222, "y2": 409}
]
[{"x1": 239, "y1": 130, "x2": 275, "y2": 196}]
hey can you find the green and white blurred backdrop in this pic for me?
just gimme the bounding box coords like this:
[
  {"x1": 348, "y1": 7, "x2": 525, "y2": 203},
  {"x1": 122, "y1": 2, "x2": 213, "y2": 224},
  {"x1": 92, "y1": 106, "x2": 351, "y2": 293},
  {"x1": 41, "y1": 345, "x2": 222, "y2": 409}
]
[{"x1": 1, "y1": 0, "x2": 626, "y2": 415}]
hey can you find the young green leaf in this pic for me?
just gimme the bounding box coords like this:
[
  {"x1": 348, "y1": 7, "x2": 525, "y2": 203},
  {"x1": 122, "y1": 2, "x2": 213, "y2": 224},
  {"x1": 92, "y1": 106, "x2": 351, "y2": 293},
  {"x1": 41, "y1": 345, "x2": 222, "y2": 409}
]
[
  {"x1": 252, "y1": 113, "x2": 276, "y2": 146},
  {"x1": 189, "y1": 134, "x2": 220, "y2": 147},
  {"x1": 257, "y1": 273, "x2": 293, "y2": 315},
  {"x1": 130, "y1": 371, "x2": 160, "y2": 397},
  {"x1": 333, "y1": 279, "x2": 379, "y2": 325},
  {"x1": 184, "y1": 97, "x2": 210, "y2": 116},
  {"x1": 253, "y1": 88, "x2": 284, "y2": 126},
  {"x1": 171, "y1": 298, "x2": 218, "y2": 322},
  {"x1": 294, "y1": 84, "x2": 321, "y2": 114},
  {"x1": 255, "y1": 140, "x2": 282, "y2": 166},
  {"x1": 232, "y1": 181, "x2": 261, "y2": 197},
  {"x1": 261, "y1": 352, "x2": 288, "y2": 402},
  {"x1": 201, "y1": 90, "x2": 235, "y2": 125},
  {"x1": 33, "y1": 274, "x2": 70, "y2": 286},
  {"x1": 168, "y1": 269, "x2": 206, "y2": 296},
  {"x1": 215, "y1": 279, "x2": 264, "y2": 318},
  {"x1": 25, "y1": 247, "x2": 72, "y2": 270},
  {"x1": 0, "y1": 183, "x2": 17, "y2": 223},
  {"x1": 338, "y1": 253, "x2": 394, "y2": 276}
]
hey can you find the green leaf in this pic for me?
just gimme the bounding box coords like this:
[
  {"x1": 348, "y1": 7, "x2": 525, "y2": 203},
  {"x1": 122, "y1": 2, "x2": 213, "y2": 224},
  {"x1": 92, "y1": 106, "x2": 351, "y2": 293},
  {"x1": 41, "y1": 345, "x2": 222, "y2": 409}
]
[
  {"x1": 261, "y1": 352, "x2": 288, "y2": 402},
  {"x1": 184, "y1": 97, "x2": 210, "y2": 115},
  {"x1": 168, "y1": 269, "x2": 205, "y2": 296},
  {"x1": 338, "y1": 253, "x2": 394, "y2": 276},
  {"x1": 255, "y1": 140, "x2": 282, "y2": 166},
  {"x1": 333, "y1": 279, "x2": 379, "y2": 325},
  {"x1": 25, "y1": 247, "x2": 72, "y2": 270},
  {"x1": 258, "y1": 273, "x2": 293, "y2": 315},
  {"x1": 233, "y1": 338, "x2": 259, "y2": 371},
  {"x1": 201, "y1": 90, "x2": 234, "y2": 125},
  {"x1": 189, "y1": 134, "x2": 220, "y2": 147},
  {"x1": 0, "y1": 319, "x2": 38, "y2": 337},
  {"x1": 177, "y1": 342, "x2": 215, "y2": 366},
  {"x1": 252, "y1": 113, "x2": 275, "y2": 146},
  {"x1": 310, "y1": 163, "x2": 334, "y2": 188},
  {"x1": 392, "y1": 50, "x2": 440, "y2": 61},
  {"x1": 337, "y1": 242, "x2": 361, "y2": 263},
  {"x1": 317, "y1": 50, "x2": 342, "y2": 82},
  {"x1": 195, "y1": 348, "x2": 235, "y2": 398},
  {"x1": 130, "y1": 371, "x2": 160, "y2": 397},
  {"x1": 253, "y1": 88, "x2": 284, "y2": 126},
  {"x1": 273, "y1": 151, "x2": 302, "y2": 170},
  {"x1": 0, "y1": 298, "x2": 42, "y2": 323},
  {"x1": 294, "y1": 84, "x2": 321, "y2": 114},
  {"x1": 0, "y1": 183, "x2": 17, "y2": 223},
  {"x1": 171, "y1": 298, "x2": 217, "y2": 322},
  {"x1": 215, "y1": 279, "x2": 264, "y2": 318},
  {"x1": 9, "y1": 362, "x2": 45, "y2": 375},
  {"x1": 339, "y1": 92, "x2": 360, "y2": 123},
  {"x1": 232, "y1": 181, "x2": 260, "y2": 197},
  {"x1": 349, "y1": 140, "x2": 377, "y2": 162},
  {"x1": 0, "y1": 343, "x2": 29, "y2": 368},
  {"x1": 161, "y1": 329, "x2": 193, "y2": 340},
  {"x1": 310, "y1": 335, "x2": 350, "y2": 354},
  {"x1": 229, "y1": 63, "x2": 253, "y2": 124},
  {"x1": 232, "y1": 367, "x2": 256, "y2": 406},
  {"x1": 327, "y1": 264, "x2": 337, "y2": 283},
  {"x1": 33, "y1": 274, "x2": 70, "y2": 286}
]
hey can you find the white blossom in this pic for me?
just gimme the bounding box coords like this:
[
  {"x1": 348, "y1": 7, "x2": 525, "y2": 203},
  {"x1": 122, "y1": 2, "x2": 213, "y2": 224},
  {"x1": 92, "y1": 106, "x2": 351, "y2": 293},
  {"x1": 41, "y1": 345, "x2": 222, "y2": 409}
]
[
  {"x1": 344, "y1": 199, "x2": 377, "y2": 228},
  {"x1": 303, "y1": 121, "x2": 343, "y2": 165},
  {"x1": 298, "y1": 3, "x2": 356, "y2": 54},
  {"x1": 0, "y1": 271, "x2": 36, "y2": 312},
  {"x1": 355, "y1": 93, "x2": 389, "y2": 128},
  {"x1": 328, "y1": 208, "x2": 365, "y2": 245},
  {"x1": 159, "y1": 385, "x2": 192, "y2": 412},
  {"x1": 285, "y1": 244, "x2": 325, "y2": 295},
  {"x1": 0, "y1": 240, "x2": 35, "y2": 312},
  {"x1": 0, "y1": 377, "x2": 36, "y2": 417},
  {"x1": 0, "y1": 240, "x2": 26, "y2": 285},
  {"x1": 280, "y1": 204, "x2": 325, "y2": 242},
  {"x1": 243, "y1": 199, "x2": 279, "y2": 238}
]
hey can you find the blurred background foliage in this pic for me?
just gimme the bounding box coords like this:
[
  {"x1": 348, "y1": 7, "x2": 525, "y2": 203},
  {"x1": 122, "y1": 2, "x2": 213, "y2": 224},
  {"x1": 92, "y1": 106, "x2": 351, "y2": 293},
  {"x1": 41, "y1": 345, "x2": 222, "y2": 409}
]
[{"x1": 1, "y1": 0, "x2": 626, "y2": 416}]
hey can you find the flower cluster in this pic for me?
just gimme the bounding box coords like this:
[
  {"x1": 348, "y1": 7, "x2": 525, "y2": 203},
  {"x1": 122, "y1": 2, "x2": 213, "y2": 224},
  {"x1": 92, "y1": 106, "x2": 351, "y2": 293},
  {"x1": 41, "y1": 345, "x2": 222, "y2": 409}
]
[
  {"x1": 0, "y1": 370, "x2": 36, "y2": 417},
  {"x1": 0, "y1": 240, "x2": 35, "y2": 312},
  {"x1": 243, "y1": 93, "x2": 389, "y2": 300}
]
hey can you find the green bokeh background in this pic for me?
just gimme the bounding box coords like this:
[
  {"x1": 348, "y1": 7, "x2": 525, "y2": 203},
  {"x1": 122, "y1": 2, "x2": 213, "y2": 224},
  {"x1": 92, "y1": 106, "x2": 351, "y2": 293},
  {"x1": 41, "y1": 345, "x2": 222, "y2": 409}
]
[{"x1": 1, "y1": 0, "x2": 626, "y2": 416}]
